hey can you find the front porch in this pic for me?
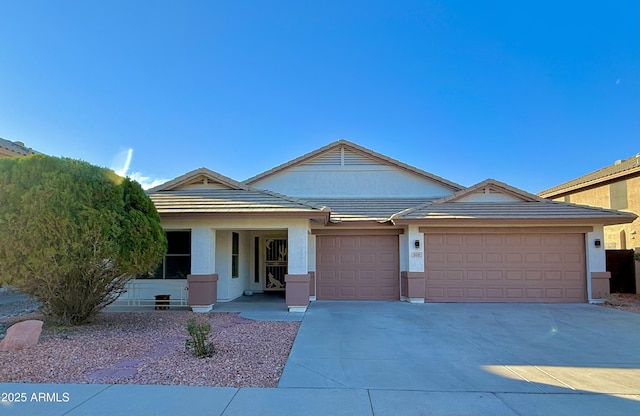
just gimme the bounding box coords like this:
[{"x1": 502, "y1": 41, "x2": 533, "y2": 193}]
[{"x1": 114, "y1": 219, "x2": 314, "y2": 313}]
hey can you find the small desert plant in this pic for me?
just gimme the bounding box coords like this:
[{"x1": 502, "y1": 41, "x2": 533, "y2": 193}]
[{"x1": 185, "y1": 317, "x2": 215, "y2": 358}]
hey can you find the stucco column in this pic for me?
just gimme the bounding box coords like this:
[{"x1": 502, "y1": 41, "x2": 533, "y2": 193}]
[
  {"x1": 191, "y1": 227, "x2": 216, "y2": 274},
  {"x1": 401, "y1": 225, "x2": 425, "y2": 303},
  {"x1": 189, "y1": 228, "x2": 217, "y2": 312},
  {"x1": 286, "y1": 222, "x2": 310, "y2": 312},
  {"x1": 586, "y1": 227, "x2": 606, "y2": 303}
]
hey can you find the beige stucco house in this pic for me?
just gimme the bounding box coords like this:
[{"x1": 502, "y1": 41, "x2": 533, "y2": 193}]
[
  {"x1": 120, "y1": 140, "x2": 636, "y2": 311},
  {"x1": 538, "y1": 154, "x2": 640, "y2": 251},
  {"x1": 0, "y1": 138, "x2": 34, "y2": 158}
]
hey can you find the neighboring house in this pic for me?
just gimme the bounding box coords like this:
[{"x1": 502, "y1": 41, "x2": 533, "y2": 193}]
[
  {"x1": 0, "y1": 138, "x2": 34, "y2": 158},
  {"x1": 123, "y1": 140, "x2": 636, "y2": 311},
  {"x1": 538, "y1": 154, "x2": 640, "y2": 251}
]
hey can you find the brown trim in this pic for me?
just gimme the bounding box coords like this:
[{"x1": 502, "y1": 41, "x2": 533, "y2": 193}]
[
  {"x1": 397, "y1": 217, "x2": 635, "y2": 226},
  {"x1": 400, "y1": 271, "x2": 426, "y2": 279},
  {"x1": 284, "y1": 274, "x2": 310, "y2": 283},
  {"x1": 419, "y1": 226, "x2": 594, "y2": 234},
  {"x1": 311, "y1": 228, "x2": 405, "y2": 235},
  {"x1": 323, "y1": 220, "x2": 397, "y2": 227}
]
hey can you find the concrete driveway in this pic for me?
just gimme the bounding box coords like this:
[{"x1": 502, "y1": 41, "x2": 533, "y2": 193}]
[{"x1": 279, "y1": 301, "x2": 640, "y2": 414}]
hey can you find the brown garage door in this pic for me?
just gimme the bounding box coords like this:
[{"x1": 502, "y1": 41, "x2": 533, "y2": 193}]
[
  {"x1": 316, "y1": 235, "x2": 399, "y2": 300},
  {"x1": 425, "y1": 233, "x2": 587, "y2": 303}
]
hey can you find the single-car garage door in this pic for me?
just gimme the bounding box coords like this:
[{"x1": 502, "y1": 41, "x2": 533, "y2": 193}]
[
  {"x1": 425, "y1": 232, "x2": 587, "y2": 303},
  {"x1": 316, "y1": 235, "x2": 400, "y2": 300}
]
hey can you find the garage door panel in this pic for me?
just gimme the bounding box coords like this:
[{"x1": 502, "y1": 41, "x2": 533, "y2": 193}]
[
  {"x1": 466, "y1": 253, "x2": 483, "y2": 263},
  {"x1": 506, "y1": 271, "x2": 523, "y2": 280},
  {"x1": 486, "y1": 253, "x2": 502, "y2": 263},
  {"x1": 486, "y1": 270, "x2": 503, "y2": 280},
  {"x1": 467, "y1": 270, "x2": 483, "y2": 280},
  {"x1": 505, "y1": 253, "x2": 523, "y2": 263},
  {"x1": 545, "y1": 253, "x2": 562, "y2": 263},
  {"x1": 316, "y1": 235, "x2": 399, "y2": 300},
  {"x1": 485, "y1": 235, "x2": 503, "y2": 246},
  {"x1": 426, "y1": 232, "x2": 586, "y2": 303},
  {"x1": 446, "y1": 270, "x2": 463, "y2": 280},
  {"x1": 545, "y1": 271, "x2": 562, "y2": 281},
  {"x1": 428, "y1": 253, "x2": 445, "y2": 263},
  {"x1": 505, "y1": 288, "x2": 524, "y2": 299},
  {"x1": 565, "y1": 270, "x2": 582, "y2": 280},
  {"x1": 505, "y1": 235, "x2": 523, "y2": 246}
]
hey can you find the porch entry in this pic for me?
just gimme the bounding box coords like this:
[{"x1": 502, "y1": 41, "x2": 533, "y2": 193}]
[{"x1": 264, "y1": 237, "x2": 287, "y2": 291}]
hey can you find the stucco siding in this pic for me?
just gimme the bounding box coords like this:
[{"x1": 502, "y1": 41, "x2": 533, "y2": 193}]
[{"x1": 250, "y1": 167, "x2": 455, "y2": 198}]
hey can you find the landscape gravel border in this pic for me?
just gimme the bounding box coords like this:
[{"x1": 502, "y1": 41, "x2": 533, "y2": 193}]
[{"x1": 0, "y1": 311, "x2": 299, "y2": 388}]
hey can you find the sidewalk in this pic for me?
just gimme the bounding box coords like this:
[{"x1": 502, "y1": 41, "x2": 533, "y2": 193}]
[{"x1": 2, "y1": 382, "x2": 639, "y2": 416}]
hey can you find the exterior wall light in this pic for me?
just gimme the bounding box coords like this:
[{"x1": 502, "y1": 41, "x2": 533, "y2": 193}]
[
  {"x1": 594, "y1": 239, "x2": 601, "y2": 248},
  {"x1": 414, "y1": 240, "x2": 420, "y2": 248}
]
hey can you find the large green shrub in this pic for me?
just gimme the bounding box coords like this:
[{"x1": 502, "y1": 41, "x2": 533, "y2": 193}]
[{"x1": 0, "y1": 154, "x2": 167, "y2": 324}]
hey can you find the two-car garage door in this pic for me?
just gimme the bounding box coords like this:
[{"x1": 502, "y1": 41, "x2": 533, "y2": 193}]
[{"x1": 425, "y1": 232, "x2": 587, "y2": 303}]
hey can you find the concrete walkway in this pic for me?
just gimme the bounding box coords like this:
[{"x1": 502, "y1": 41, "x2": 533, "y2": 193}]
[{"x1": 2, "y1": 302, "x2": 639, "y2": 415}]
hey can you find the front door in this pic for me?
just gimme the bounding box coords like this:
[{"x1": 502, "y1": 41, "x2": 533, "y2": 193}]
[{"x1": 265, "y1": 238, "x2": 287, "y2": 291}]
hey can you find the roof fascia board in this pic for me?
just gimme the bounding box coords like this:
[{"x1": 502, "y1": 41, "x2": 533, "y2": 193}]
[
  {"x1": 418, "y1": 226, "x2": 594, "y2": 234},
  {"x1": 311, "y1": 228, "x2": 405, "y2": 235},
  {"x1": 394, "y1": 216, "x2": 636, "y2": 226}
]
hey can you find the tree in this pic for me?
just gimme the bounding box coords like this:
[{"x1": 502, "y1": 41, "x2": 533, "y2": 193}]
[{"x1": 0, "y1": 154, "x2": 167, "y2": 325}]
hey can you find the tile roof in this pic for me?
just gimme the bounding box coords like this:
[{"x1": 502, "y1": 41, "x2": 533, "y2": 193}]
[
  {"x1": 394, "y1": 201, "x2": 636, "y2": 223},
  {"x1": 539, "y1": 154, "x2": 640, "y2": 198},
  {"x1": 0, "y1": 138, "x2": 33, "y2": 156},
  {"x1": 393, "y1": 178, "x2": 637, "y2": 225},
  {"x1": 244, "y1": 139, "x2": 464, "y2": 191},
  {"x1": 304, "y1": 198, "x2": 436, "y2": 222},
  {"x1": 148, "y1": 189, "x2": 328, "y2": 216}
]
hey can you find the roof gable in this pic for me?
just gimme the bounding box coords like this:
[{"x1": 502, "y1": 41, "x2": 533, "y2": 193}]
[
  {"x1": 243, "y1": 140, "x2": 463, "y2": 198},
  {"x1": 148, "y1": 168, "x2": 248, "y2": 192},
  {"x1": 438, "y1": 179, "x2": 541, "y2": 203},
  {"x1": 244, "y1": 139, "x2": 463, "y2": 191}
]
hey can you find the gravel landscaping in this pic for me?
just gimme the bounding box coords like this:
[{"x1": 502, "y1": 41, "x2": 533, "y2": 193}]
[{"x1": 0, "y1": 289, "x2": 299, "y2": 387}]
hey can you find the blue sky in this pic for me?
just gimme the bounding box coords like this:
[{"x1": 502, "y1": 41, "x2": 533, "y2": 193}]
[{"x1": 1, "y1": 1, "x2": 638, "y2": 192}]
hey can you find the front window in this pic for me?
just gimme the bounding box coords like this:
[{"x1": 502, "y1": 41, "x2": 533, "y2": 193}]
[
  {"x1": 151, "y1": 230, "x2": 191, "y2": 279},
  {"x1": 232, "y1": 232, "x2": 239, "y2": 278}
]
